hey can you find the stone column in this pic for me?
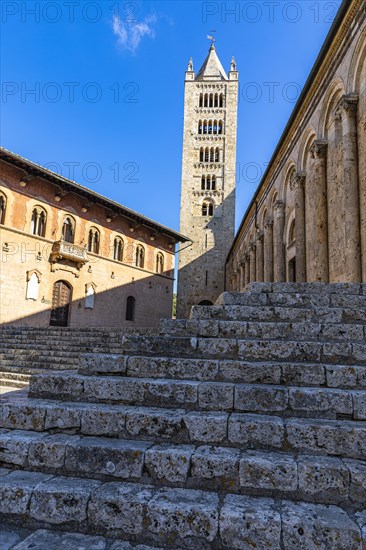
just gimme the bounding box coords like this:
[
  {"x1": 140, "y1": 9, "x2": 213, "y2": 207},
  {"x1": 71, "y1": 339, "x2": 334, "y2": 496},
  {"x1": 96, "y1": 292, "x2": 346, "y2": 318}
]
[
  {"x1": 273, "y1": 201, "x2": 286, "y2": 282},
  {"x1": 240, "y1": 262, "x2": 246, "y2": 291},
  {"x1": 249, "y1": 243, "x2": 257, "y2": 282},
  {"x1": 256, "y1": 231, "x2": 264, "y2": 282},
  {"x1": 341, "y1": 94, "x2": 361, "y2": 282},
  {"x1": 263, "y1": 217, "x2": 274, "y2": 282},
  {"x1": 291, "y1": 173, "x2": 306, "y2": 282},
  {"x1": 245, "y1": 253, "x2": 250, "y2": 286},
  {"x1": 309, "y1": 141, "x2": 329, "y2": 282}
]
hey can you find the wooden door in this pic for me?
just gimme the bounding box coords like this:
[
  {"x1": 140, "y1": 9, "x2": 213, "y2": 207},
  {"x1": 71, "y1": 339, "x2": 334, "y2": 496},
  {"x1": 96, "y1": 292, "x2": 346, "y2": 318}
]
[{"x1": 50, "y1": 281, "x2": 72, "y2": 326}]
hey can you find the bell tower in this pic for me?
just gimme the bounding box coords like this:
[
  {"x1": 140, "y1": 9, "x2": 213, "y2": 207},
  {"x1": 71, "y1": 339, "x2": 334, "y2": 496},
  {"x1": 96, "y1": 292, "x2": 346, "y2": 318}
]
[{"x1": 177, "y1": 44, "x2": 239, "y2": 318}]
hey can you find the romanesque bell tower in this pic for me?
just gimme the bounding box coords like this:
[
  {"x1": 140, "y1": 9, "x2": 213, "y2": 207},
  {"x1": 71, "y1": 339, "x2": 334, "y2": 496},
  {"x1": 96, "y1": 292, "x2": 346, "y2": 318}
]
[{"x1": 177, "y1": 44, "x2": 239, "y2": 318}]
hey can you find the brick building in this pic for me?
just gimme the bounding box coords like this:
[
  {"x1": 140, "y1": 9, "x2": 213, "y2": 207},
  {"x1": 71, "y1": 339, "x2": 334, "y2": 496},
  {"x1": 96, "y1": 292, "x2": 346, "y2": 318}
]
[
  {"x1": 0, "y1": 148, "x2": 189, "y2": 328},
  {"x1": 226, "y1": 0, "x2": 366, "y2": 288}
]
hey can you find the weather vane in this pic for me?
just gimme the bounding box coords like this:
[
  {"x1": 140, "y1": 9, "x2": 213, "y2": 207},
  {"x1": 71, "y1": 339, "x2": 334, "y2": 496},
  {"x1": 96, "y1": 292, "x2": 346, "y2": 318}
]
[{"x1": 207, "y1": 30, "x2": 216, "y2": 44}]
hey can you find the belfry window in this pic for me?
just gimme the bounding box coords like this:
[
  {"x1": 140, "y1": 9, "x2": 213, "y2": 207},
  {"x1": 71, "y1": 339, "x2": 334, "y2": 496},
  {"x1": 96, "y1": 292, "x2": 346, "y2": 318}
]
[
  {"x1": 202, "y1": 201, "x2": 214, "y2": 217},
  {"x1": 30, "y1": 207, "x2": 47, "y2": 237},
  {"x1": 88, "y1": 227, "x2": 100, "y2": 254}
]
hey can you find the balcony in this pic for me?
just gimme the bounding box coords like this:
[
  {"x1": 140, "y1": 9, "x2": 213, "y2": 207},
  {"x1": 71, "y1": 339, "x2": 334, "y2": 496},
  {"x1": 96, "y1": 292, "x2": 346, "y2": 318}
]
[{"x1": 51, "y1": 239, "x2": 88, "y2": 267}]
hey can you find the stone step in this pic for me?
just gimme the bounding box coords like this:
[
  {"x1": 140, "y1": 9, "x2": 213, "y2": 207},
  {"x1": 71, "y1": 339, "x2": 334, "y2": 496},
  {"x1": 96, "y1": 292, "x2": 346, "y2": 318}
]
[
  {"x1": 1, "y1": 398, "x2": 365, "y2": 459},
  {"x1": 190, "y1": 304, "x2": 366, "y2": 323},
  {"x1": 0, "y1": 372, "x2": 30, "y2": 389},
  {"x1": 215, "y1": 290, "x2": 366, "y2": 309},
  {"x1": 1, "y1": 430, "x2": 365, "y2": 508},
  {"x1": 79, "y1": 354, "x2": 366, "y2": 390},
  {"x1": 160, "y1": 319, "x2": 366, "y2": 342},
  {"x1": 0, "y1": 524, "x2": 163, "y2": 550},
  {"x1": 121, "y1": 335, "x2": 366, "y2": 365},
  {"x1": 27, "y1": 372, "x2": 366, "y2": 420},
  {"x1": 0, "y1": 468, "x2": 364, "y2": 548},
  {"x1": 243, "y1": 282, "x2": 366, "y2": 295}
]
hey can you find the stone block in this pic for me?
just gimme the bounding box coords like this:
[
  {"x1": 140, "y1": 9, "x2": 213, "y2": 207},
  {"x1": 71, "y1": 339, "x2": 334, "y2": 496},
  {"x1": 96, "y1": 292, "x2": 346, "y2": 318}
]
[
  {"x1": 325, "y1": 365, "x2": 359, "y2": 388},
  {"x1": 30, "y1": 373, "x2": 84, "y2": 399},
  {"x1": 45, "y1": 402, "x2": 85, "y2": 431},
  {"x1": 128, "y1": 356, "x2": 219, "y2": 381},
  {"x1": 235, "y1": 384, "x2": 288, "y2": 413},
  {"x1": 281, "y1": 363, "x2": 325, "y2": 386},
  {"x1": 184, "y1": 412, "x2": 228, "y2": 443},
  {"x1": 145, "y1": 379, "x2": 199, "y2": 406},
  {"x1": 219, "y1": 494, "x2": 281, "y2": 549},
  {"x1": 191, "y1": 445, "x2": 240, "y2": 489},
  {"x1": 297, "y1": 455, "x2": 349, "y2": 501},
  {"x1": 1, "y1": 400, "x2": 47, "y2": 431},
  {"x1": 345, "y1": 459, "x2": 366, "y2": 504},
  {"x1": 0, "y1": 430, "x2": 46, "y2": 467},
  {"x1": 83, "y1": 377, "x2": 146, "y2": 404},
  {"x1": 281, "y1": 501, "x2": 362, "y2": 549},
  {"x1": 144, "y1": 444, "x2": 194, "y2": 482},
  {"x1": 79, "y1": 353, "x2": 127, "y2": 375},
  {"x1": 219, "y1": 361, "x2": 281, "y2": 384},
  {"x1": 353, "y1": 391, "x2": 366, "y2": 420},
  {"x1": 146, "y1": 487, "x2": 219, "y2": 543},
  {"x1": 30, "y1": 476, "x2": 101, "y2": 525},
  {"x1": 198, "y1": 382, "x2": 234, "y2": 410},
  {"x1": 0, "y1": 470, "x2": 52, "y2": 514},
  {"x1": 65, "y1": 437, "x2": 150, "y2": 479},
  {"x1": 239, "y1": 451, "x2": 297, "y2": 492},
  {"x1": 81, "y1": 404, "x2": 128, "y2": 436},
  {"x1": 29, "y1": 433, "x2": 75, "y2": 469},
  {"x1": 228, "y1": 413, "x2": 284, "y2": 449},
  {"x1": 126, "y1": 407, "x2": 185, "y2": 440},
  {"x1": 88, "y1": 482, "x2": 154, "y2": 534},
  {"x1": 289, "y1": 387, "x2": 353, "y2": 416},
  {"x1": 238, "y1": 340, "x2": 321, "y2": 362}
]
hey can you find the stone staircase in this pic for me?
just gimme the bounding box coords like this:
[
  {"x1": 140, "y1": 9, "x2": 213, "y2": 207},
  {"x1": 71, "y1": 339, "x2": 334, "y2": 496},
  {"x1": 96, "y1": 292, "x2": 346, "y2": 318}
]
[{"x1": 0, "y1": 283, "x2": 365, "y2": 548}]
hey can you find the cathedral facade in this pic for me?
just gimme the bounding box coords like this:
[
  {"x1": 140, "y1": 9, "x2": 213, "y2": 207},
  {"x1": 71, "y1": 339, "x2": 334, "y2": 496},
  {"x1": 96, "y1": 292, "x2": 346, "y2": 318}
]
[
  {"x1": 226, "y1": 0, "x2": 366, "y2": 289},
  {"x1": 177, "y1": 45, "x2": 239, "y2": 318}
]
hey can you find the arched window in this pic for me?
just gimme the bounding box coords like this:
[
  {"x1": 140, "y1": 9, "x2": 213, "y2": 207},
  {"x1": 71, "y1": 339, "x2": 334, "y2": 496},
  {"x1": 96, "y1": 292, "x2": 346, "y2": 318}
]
[
  {"x1": 208, "y1": 120, "x2": 213, "y2": 134},
  {"x1": 61, "y1": 217, "x2": 74, "y2": 243},
  {"x1": 209, "y1": 93, "x2": 213, "y2": 107},
  {"x1": 0, "y1": 192, "x2": 6, "y2": 224},
  {"x1": 213, "y1": 120, "x2": 218, "y2": 134},
  {"x1": 211, "y1": 175, "x2": 216, "y2": 191},
  {"x1": 126, "y1": 296, "x2": 136, "y2": 321},
  {"x1": 199, "y1": 148, "x2": 204, "y2": 162},
  {"x1": 219, "y1": 94, "x2": 224, "y2": 107},
  {"x1": 199, "y1": 94, "x2": 203, "y2": 107},
  {"x1": 218, "y1": 120, "x2": 223, "y2": 134},
  {"x1": 201, "y1": 176, "x2": 206, "y2": 190},
  {"x1": 205, "y1": 147, "x2": 209, "y2": 162},
  {"x1": 156, "y1": 252, "x2": 164, "y2": 274},
  {"x1": 210, "y1": 148, "x2": 214, "y2": 162},
  {"x1": 88, "y1": 227, "x2": 100, "y2": 254},
  {"x1": 113, "y1": 236, "x2": 124, "y2": 261},
  {"x1": 204, "y1": 94, "x2": 208, "y2": 107},
  {"x1": 202, "y1": 201, "x2": 214, "y2": 217},
  {"x1": 214, "y1": 94, "x2": 218, "y2": 107},
  {"x1": 203, "y1": 120, "x2": 208, "y2": 134},
  {"x1": 135, "y1": 245, "x2": 145, "y2": 268},
  {"x1": 215, "y1": 148, "x2": 220, "y2": 162},
  {"x1": 30, "y1": 206, "x2": 47, "y2": 237},
  {"x1": 198, "y1": 120, "x2": 203, "y2": 134}
]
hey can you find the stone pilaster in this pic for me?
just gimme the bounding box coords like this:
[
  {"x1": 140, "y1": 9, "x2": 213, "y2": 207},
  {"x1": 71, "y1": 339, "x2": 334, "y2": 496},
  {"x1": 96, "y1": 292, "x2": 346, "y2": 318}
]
[
  {"x1": 244, "y1": 253, "x2": 250, "y2": 286},
  {"x1": 273, "y1": 201, "x2": 286, "y2": 282},
  {"x1": 308, "y1": 141, "x2": 329, "y2": 282},
  {"x1": 290, "y1": 173, "x2": 306, "y2": 282},
  {"x1": 249, "y1": 243, "x2": 256, "y2": 282},
  {"x1": 240, "y1": 261, "x2": 246, "y2": 291},
  {"x1": 263, "y1": 217, "x2": 274, "y2": 282},
  {"x1": 341, "y1": 94, "x2": 361, "y2": 282},
  {"x1": 256, "y1": 231, "x2": 264, "y2": 282}
]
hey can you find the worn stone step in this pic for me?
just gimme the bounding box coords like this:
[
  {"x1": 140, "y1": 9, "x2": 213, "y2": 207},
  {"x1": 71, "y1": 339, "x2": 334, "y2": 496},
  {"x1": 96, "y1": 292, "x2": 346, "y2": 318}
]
[
  {"x1": 0, "y1": 524, "x2": 163, "y2": 550},
  {"x1": 160, "y1": 319, "x2": 366, "y2": 342},
  {"x1": 190, "y1": 304, "x2": 366, "y2": 323},
  {"x1": 80, "y1": 354, "x2": 366, "y2": 390},
  {"x1": 121, "y1": 335, "x2": 366, "y2": 365},
  {"x1": 1, "y1": 398, "x2": 365, "y2": 459},
  {"x1": 1, "y1": 430, "x2": 365, "y2": 508},
  {"x1": 216, "y1": 290, "x2": 366, "y2": 309},
  {"x1": 243, "y1": 282, "x2": 366, "y2": 294},
  {"x1": 0, "y1": 468, "x2": 364, "y2": 548},
  {"x1": 27, "y1": 372, "x2": 366, "y2": 420}
]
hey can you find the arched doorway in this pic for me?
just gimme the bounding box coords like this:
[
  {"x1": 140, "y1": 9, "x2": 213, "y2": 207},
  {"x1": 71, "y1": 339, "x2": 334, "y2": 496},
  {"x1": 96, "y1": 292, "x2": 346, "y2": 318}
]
[{"x1": 50, "y1": 280, "x2": 72, "y2": 326}]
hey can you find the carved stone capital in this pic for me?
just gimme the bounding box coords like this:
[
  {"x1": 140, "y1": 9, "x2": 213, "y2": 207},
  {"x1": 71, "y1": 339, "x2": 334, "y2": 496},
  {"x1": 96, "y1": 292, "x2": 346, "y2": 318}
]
[
  {"x1": 264, "y1": 217, "x2": 273, "y2": 230},
  {"x1": 274, "y1": 200, "x2": 286, "y2": 214},
  {"x1": 290, "y1": 173, "x2": 306, "y2": 191},
  {"x1": 310, "y1": 140, "x2": 328, "y2": 160},
  {"x1": 341, "y1": 94, "x2": 359, "y2": 117}
]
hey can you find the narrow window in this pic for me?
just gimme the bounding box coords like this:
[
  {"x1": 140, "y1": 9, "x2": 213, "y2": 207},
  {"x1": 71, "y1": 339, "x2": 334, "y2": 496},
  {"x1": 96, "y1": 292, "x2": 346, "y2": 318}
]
[
  {"x1": 201, "y1": 176, "x2": 206, "y2": 190},
  {"x1": 156, "y1": 252, "x2": 164, "y2": 274},
  {"x1": 113, "y1": 237, "x2": 123, "y2": 261},
  {"x1": 219, "y1": 94, "x2": 224, "y2": 107},
  {"x1": 199, "y1": 94, "x2": 203, "y2": 107},
  {"x1": 0, "y1": 193, "x2": 6, "y2": 224},
  {"x1": 215, "y1": 148, "x2": 220, "y2": 162},
  {"x1": 30, "y1": 207, "x2": 46, "y2": 237},
  {"x1": 126, "y1": 296, "x2": 136, "y2": 321},
  {"x1": 208, "y1": 120, "x2": 213, "y2": 134},
  {"x1": 205, "y1": 148, "x2": 209, "y2": 162},
  {"x1": 203, "y1": 120, "x2": 208, "y2": 134},
  {"x1": 212, "y1": 175, "x2": 216, "y2": 191},
  {"x1": 62, "y1": 217, "x2": 74, "y2": 243},
  {"x1": 198, "y1": 120, "x2": 202, "y2": 134},
  {"x1": 136, "y1": 245, "x2": 145, "y2": 268},
  {"x1": 214, "y1": 93, "x2": 218, "y2": 107},
  {"x1": 199, "y1": 148, "x2": 204, "y2": 162},
  {"x1": 88, "y1": 228, "x2": 100, "y2": 254},
  {"x1": 209, "y1": 93, "x2": 213, "y2": 107},
  {"x1": 205, "y1": 270, "x2": 208, "y2": 286}
]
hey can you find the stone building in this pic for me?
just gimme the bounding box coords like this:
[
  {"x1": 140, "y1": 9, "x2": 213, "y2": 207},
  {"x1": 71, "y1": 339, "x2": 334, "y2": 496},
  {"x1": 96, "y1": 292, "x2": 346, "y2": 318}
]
[
  {"x1": 177, "y1": 44, "x2": 239, "y2": 317},
  {"x1": 226, "y1": 0, "x2": 365, "y2": 289},
  {"x1": 0, "y1": 148, "x2": 189, "y2": 327}
]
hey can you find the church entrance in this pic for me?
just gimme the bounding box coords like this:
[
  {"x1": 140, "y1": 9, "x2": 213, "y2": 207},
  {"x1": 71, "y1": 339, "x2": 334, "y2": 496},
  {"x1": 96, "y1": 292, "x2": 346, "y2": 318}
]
[{"x1": 50, "y1": 280, "x2": 72, "y2": 326}]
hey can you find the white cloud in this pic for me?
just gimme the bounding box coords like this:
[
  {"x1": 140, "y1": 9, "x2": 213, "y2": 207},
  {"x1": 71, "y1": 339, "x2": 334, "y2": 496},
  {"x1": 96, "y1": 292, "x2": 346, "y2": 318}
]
[{"x1": 112, "y1": 14, "x2": 157, "y2": 54}]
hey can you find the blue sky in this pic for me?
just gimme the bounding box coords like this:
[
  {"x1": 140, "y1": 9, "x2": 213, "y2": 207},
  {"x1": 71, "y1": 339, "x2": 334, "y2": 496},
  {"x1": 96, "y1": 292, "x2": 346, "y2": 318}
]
[{"x1": 1, "y1": 0, "x2": 342, "y2": 234}]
